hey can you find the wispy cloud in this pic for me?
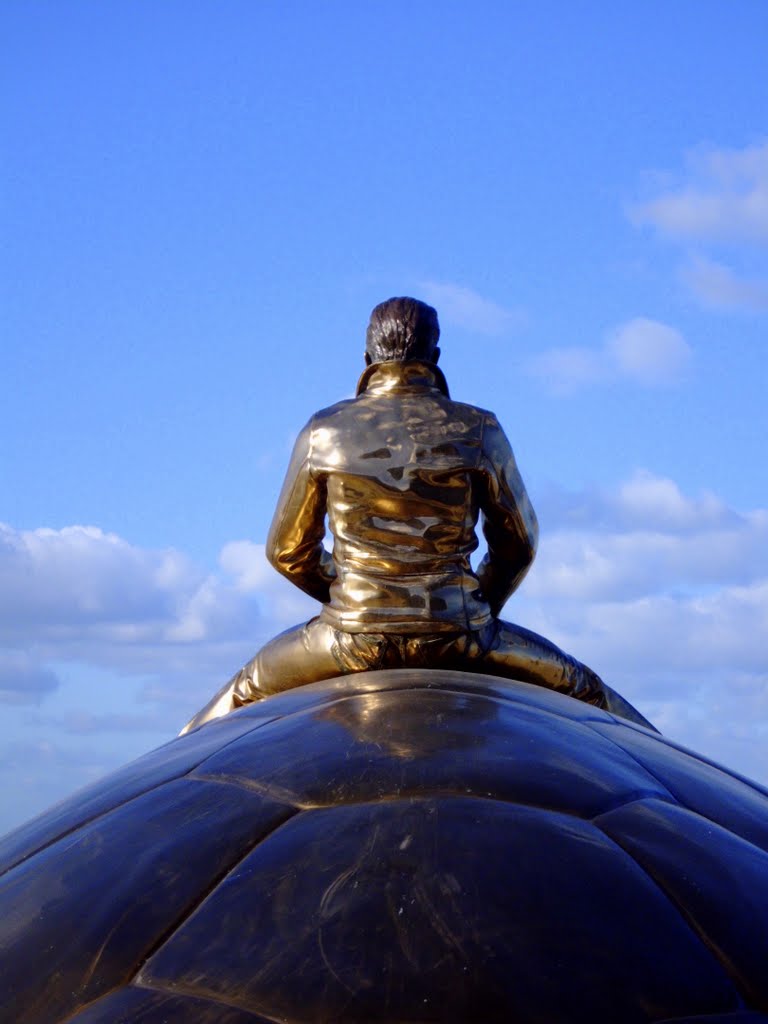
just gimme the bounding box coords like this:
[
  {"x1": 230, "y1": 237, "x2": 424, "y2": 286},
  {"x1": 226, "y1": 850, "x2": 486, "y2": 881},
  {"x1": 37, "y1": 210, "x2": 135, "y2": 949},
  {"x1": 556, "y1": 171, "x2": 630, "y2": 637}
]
[
  {"x1": 607, "y1": 319, "x2": 691, "y2": 384},
  {"x1": 681, "y1": 255, "x2": 768, "y2": 312},
  {"x1": 629, "y1": 141, "x2": 768, "y2": 313},
  {"x1": 418, "y1": 282, "x2": 525, "y2": 335},
  {"x1": 528, "y1": 318, "x2": 691, "y2": 394},
  {"x1": 630, "y1": 140, "x2": 768, "y2": 244}
]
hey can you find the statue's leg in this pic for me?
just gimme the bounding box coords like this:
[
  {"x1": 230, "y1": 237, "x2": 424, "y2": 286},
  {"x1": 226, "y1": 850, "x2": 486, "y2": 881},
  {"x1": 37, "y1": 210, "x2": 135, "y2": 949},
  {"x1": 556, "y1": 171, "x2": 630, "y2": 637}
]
[
  {"x1": 179, "y1": 619, "x2": 345, "y2": 735},
  {"x1": 178, "y1": 663, "x2": 256, "y2": 735},
  {"x1": 472, "y1": 620, "x2": 656, "y2": 730},
  {"x1": 475, "y1": 620, "x2": 604, "y2": 702},
  {"x1": 255, "y1": 618, "x2": 344, "y2": 696}
]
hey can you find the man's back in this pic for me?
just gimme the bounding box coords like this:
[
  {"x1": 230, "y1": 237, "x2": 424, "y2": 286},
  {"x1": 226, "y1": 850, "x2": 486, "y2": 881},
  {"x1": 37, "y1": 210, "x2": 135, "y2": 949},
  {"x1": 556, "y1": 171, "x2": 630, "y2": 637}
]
[{"x1": 268, "y1": 359, "x2": 538, "y2": 634}]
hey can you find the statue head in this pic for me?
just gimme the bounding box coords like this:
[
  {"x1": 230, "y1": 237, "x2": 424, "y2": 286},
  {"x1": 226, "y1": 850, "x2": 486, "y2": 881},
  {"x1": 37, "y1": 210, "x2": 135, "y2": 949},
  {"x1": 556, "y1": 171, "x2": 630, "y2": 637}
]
[{"x1": 365, "y1": 297, "x2": 441, "y2": 366}]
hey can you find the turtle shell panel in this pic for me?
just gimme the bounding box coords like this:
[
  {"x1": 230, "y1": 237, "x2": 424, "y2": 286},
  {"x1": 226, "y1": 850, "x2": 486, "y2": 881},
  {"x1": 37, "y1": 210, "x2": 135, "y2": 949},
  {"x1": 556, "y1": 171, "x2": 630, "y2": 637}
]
[
  {"x1": 591, "y1": 720, "x2": 768, "y2": 852},
  {"x1": 0, "y1": 711, "x2": 280, "y2": 878},
  {"x1": 655, "y1": 1016, "x2": 768, "y2": 1023},
  {"x1": 140, "y1": 796, "x2": 739, "y2": 1023},
  {"x1": 64, "y1": 987, "x2": 273, "y2": 1023},
  {"x1": 1, "y1": 669, "x2": 768, "y2": 1024},
  {"x1": 190, "y1": 687, "x2": 672, "y2": 815},
  {"x1": 0, "y1": 778, "x2": 294, "y2": 1024},
  {"x1": 595, "y1": 797, "x2": 768, "y2": 1012}
]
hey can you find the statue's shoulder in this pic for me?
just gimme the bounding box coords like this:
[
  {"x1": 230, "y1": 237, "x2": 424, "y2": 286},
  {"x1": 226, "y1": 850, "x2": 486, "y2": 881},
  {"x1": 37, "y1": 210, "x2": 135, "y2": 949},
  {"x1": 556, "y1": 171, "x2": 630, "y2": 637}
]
[
  {"x1": 449, "y1": 397, "x2": 496, "y2": 420},
  {"x1": 439, "y1": 396, "x2": 501, "y2": 437},
  {"x1": 310, "y1": 396, "x2": 358, "y2": 427},
  {"x1": 307, "y1": 393, "x2": 499, "y2": 445}
]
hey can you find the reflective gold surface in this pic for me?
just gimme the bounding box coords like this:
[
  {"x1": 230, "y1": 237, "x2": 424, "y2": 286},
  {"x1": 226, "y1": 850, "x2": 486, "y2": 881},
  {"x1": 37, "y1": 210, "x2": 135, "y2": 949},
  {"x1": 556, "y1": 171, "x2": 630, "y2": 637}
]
[
  {"x1": 270, "y1": 359, "x2": 536, "y2": 632},
  {"x1": 3, "y1": 671, "x2": 768, "y2": 1022},
  {"x1": 184, "y1": 298, "x2": 649, "y2": 734}
]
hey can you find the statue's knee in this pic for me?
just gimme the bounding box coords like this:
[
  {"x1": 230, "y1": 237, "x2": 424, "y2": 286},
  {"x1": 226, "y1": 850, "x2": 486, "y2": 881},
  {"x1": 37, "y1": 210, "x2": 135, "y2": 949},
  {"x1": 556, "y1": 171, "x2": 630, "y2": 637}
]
[
  {"x1": 572, "y1": 665, "x2": 608, "y2": 707},
  {"x1": 231, "y1": 660, "x2": 264, "y2": 706}
]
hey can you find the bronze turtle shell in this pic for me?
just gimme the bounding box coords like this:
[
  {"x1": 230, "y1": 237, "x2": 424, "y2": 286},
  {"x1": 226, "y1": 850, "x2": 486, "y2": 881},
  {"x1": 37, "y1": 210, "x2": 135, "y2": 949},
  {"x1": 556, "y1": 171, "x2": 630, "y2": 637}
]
[{"x1": 1, "y1": 669, "x2": 768, "y2": 1023}]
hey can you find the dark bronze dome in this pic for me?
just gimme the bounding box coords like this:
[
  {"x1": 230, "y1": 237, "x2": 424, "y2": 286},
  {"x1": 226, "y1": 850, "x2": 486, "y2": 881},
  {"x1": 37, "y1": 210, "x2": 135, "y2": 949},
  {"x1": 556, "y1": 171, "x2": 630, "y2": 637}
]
[{"x1": 1, "y1": 670, "x2": 768, "y2": 1023}]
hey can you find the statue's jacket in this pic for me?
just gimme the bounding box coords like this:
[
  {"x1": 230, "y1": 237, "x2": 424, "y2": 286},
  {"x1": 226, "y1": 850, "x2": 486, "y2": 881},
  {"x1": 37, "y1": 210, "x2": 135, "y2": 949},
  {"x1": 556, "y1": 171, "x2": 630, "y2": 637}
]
[{"x1": 267, "y1": 360, "x2": 539, "y2": 635}]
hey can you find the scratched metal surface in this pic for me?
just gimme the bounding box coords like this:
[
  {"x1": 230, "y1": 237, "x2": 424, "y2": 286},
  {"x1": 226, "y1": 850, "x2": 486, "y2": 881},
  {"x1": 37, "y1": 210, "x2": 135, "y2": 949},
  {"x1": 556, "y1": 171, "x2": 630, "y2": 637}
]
[{"x1": 1, "y1": 670, "x2": 768, "y2": 1023}]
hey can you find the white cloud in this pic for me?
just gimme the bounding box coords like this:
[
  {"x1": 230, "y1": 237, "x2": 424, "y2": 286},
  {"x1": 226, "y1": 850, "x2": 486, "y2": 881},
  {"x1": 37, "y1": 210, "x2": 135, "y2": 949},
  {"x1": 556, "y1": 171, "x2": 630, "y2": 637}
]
[
  {"x1": 2, "y1": 475, "x2": 768, "y2": 830},
  {"x1": 526, "y1": 346, "x2": 603, "y2": 392},
  {"x1": 0, "y1": 524, "x2": 198, "y2": 629},
  {"x1": 418, "y1": 282, "x2": 524, "y2": 335},
  {"x1": 0, "y1": 524, "x2": 319, "y2": 701},
  {"x1": 530, "y1": 582, "x2": 768, "y2": 683},
  {"x1": 606, "y1": 319, "x2": 691, "y2": 385},
  {"x1": 629, "y1": 141, "x2": 768, "y2": 314},
  {"x1": 0, "y1": 524, "x2": 323, "y2": 830},
  {"x1": 512, "y1": 471, "x2": 768, "y2": 712},
  {"x1": 613, "y1": 469, "x2": 730, "y2": 531},
  {"x1": 219, "y1": 538, "x2": 318, "y2": 623},
  {"x1": 219, "y1": 540, "x2": 272, "y2": 592},
  {"x1": 527, "y1": 521, "x2": 767, "y2": 603},
  {"x1": 630, "y1": 140, "x2": 768, "y2": 243},
  {"x1": 538, "y1": 470, "x2": 733, "y2": 535},
  {"x1": 501, "y1": 473, "x2": 768, "y2": 784},
  {"x1": 528, "y1": 318, "x2": 691, "y2": 394},
  {"x1": 0, "y1": 523, "x2": 255, "y2": 649},
  {"x1": 681, "y1": 255, "x2": 768, "y2": 312},
  {"x1": 525, "y1": 470, "x2": 766, "y2": 601},
  {"x1": 8, "y1": 475, "x2": 759, "y2": 704}
]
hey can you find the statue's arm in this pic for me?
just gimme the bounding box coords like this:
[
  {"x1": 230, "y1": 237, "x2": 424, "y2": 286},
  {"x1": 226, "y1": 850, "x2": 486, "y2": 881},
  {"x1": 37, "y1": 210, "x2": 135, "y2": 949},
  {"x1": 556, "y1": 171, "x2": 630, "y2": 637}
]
[
  {"x1": 476, "y1": 413, "x2": 539, "y2": 617},
  {"x1": 266, "y1": 418, "x2": 336, "y2": 604}
]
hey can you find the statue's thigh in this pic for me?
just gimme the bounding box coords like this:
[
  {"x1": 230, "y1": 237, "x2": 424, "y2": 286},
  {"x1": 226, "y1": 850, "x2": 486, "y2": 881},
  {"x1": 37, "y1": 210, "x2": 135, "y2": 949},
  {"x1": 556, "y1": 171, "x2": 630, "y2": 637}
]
[
  {"x1": 476, "y1": 620, "x2": 571, "y2": 689},
  {"x1": 257, "y1": 619, "x2": 341, "y2": 694}
]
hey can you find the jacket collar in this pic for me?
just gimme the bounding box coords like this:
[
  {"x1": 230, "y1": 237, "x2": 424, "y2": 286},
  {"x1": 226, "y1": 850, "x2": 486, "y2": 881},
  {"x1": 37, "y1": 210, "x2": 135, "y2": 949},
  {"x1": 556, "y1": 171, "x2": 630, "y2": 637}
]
[{"x1": 355, "y1": 359, "x2": 450, "y2": 398}]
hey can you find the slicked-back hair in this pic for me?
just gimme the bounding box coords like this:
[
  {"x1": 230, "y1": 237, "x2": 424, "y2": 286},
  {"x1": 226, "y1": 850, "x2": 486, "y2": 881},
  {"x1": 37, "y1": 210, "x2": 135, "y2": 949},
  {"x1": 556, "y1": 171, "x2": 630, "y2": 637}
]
[{"x1": 365, "y1": 297, "x2": 440, "y2": 364}]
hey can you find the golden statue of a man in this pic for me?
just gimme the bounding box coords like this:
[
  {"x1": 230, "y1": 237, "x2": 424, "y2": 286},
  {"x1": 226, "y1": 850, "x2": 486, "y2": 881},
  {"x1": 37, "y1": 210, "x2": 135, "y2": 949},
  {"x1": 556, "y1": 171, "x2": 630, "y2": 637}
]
[{"x1": 183, "y1": 298, "x2": 650, "y2": 732}]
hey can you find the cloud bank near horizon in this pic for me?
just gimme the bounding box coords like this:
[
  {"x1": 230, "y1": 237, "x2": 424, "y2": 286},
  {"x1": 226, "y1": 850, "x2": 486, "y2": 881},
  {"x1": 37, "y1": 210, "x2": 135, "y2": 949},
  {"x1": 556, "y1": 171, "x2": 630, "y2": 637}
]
[
  {"x1": 2, "y1": 473, "x2": 765, "y2": 687},
  {"x1": 1, "y1": 467, "x2": 765, "y2": 776}
]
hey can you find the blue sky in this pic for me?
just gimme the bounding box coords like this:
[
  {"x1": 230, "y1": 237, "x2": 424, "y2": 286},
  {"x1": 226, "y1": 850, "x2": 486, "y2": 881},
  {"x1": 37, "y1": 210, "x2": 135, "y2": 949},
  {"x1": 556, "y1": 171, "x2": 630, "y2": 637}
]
[{"x1": 1, "y1": 1, "x2": 767, "y2": 832}]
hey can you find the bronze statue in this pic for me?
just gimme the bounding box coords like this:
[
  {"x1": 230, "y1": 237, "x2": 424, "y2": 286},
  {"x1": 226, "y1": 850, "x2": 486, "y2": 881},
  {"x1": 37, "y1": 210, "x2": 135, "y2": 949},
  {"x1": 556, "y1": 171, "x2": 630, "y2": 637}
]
[
  {"x1": 11, "y1": 301, "x2": 768, "y2": 1024},
  {"x1": 183, "y1": 297, "x2": 650, "y2": 733}
]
